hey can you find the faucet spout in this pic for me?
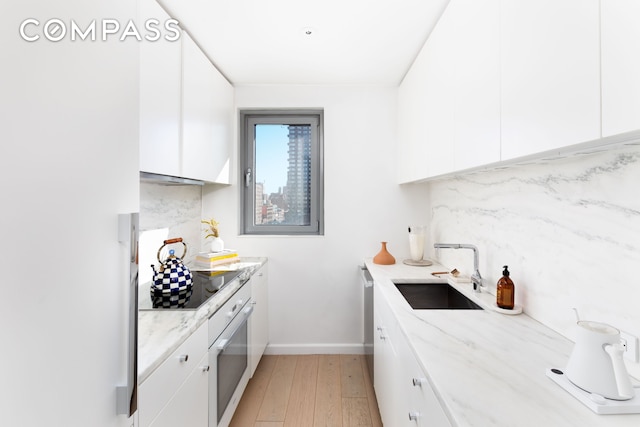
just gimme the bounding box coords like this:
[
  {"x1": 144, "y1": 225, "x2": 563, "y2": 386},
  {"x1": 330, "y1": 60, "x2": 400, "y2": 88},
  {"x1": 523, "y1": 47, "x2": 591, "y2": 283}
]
[{"x1": 433, "y1": 243, "x2": 483, "y2": 292}]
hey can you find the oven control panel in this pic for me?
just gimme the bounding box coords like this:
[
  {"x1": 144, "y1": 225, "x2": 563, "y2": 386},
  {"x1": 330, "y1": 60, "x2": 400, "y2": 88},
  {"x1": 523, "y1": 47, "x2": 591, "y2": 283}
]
[{"x1": 208, "y1": 282, "x2": 251, "y2": 345}]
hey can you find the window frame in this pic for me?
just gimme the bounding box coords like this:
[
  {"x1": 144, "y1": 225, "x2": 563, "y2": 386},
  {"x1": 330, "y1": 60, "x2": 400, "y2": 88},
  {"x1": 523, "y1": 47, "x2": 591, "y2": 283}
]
[{"x1": 240, "y1": 109, "x2": 324, "y2": 235}]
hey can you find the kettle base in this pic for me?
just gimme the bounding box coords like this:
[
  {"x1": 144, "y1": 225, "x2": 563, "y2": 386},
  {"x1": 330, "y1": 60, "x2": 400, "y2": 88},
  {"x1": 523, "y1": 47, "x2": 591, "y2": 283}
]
[{"x1": 546, "y1": 368, "x2": 640, "y2": 414}]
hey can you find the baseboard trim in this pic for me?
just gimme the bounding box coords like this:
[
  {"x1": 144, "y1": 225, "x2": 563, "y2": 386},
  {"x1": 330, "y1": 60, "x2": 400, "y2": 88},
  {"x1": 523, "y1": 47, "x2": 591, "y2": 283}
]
[{"x1": 264, "y1": 343, "x2": 365, "y2": 355}]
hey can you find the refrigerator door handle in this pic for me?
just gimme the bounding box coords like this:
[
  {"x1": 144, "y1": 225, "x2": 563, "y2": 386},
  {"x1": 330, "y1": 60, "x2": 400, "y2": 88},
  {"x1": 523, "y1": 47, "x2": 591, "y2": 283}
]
[{"x1": 116, "y1": 213, "x2": 139, "y2": 417}]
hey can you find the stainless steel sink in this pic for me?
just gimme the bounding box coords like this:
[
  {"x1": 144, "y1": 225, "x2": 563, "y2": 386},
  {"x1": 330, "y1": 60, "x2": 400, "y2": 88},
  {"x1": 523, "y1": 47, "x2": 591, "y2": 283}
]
[{"x1": 393, "y1": 282, "x2": 483, "y2": 310}]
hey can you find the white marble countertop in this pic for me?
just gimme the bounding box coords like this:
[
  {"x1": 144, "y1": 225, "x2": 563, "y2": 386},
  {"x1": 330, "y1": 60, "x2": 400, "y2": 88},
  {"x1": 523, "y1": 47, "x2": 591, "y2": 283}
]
[
  {"x1": 365, "y1": 258, "x2": 640, "y2": 427},
  {"x1": 138, "y1": 258, "x2": 267, "y2": 383}
]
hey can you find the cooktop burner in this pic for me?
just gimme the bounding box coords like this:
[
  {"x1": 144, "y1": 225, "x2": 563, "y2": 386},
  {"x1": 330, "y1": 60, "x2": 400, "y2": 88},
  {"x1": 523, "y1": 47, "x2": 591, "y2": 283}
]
[{"x1": 141, "y1": 270, "x2": 244, "y2": 310}]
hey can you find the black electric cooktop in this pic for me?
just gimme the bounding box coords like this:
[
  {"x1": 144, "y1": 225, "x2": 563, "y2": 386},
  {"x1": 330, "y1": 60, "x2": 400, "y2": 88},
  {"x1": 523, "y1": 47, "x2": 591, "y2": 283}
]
[{"x1": 143, "y1": 270, "x2": 244, "y2": 310}]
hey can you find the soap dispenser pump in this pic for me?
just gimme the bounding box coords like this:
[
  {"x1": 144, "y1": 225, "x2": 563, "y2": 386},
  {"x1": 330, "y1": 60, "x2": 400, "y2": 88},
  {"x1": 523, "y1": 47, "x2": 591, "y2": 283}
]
[{"x1": 496, "y1": 265, "x2": 514, "y2": 310}]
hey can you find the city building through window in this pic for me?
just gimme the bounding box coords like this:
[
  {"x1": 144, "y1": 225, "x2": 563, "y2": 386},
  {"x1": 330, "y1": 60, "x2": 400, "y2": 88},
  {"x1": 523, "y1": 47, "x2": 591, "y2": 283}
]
[{"x1": 240, "y1": 110, "x2": 324, "y2": 235}]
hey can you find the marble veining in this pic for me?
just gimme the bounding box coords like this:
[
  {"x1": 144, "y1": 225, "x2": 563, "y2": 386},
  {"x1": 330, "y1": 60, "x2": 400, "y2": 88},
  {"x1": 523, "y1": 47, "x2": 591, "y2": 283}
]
[
  {"x1": 367, "y1": 259, "x2": 640, "y2": 427},
  {"x1": 140, "y1": 182, "x2": 202, "y2": 265},
  {"x1": 426, "y1": 145, "x2": 640, "y2": 379},
  {"x1": 138, "y1": 258, "x2": 267, "y2": 383}
]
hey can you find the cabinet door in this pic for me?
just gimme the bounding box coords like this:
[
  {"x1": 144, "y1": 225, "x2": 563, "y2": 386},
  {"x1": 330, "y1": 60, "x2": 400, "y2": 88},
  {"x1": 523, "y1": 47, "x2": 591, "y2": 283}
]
[
  {"x1": 500, "y1": 0, "x2": 600, "y2": 160},
  {"x1": 373, "y1": 289, "x2": 406, "y2": 426},
  {"x1": 139, "y1": 324, "x2": 208, "y2": 427},
  {"x1": 182, "y1": 32, "x2": 233, "y2": 183},
  {"x1": 139, "y1": 0, "x2": 181, "y2": 176},
  {"x1": 149, "y1": 353, "x2": 209, "y2": 427},
  {"x1": 601, "y1": 0, "x2": 640, "y2": 137},
  {"x1": 397, "y1": 4, "x2": 454, "y2": 183},
  {"x1": 373, "y1": 310, "x2": 397, "y2": 425},
  {"x1": 452, "y1": 0, "x2": 500, "y2": 170},
  {"x1": 398, "y1": 44, "x2": 429, "y2": 184},
  {"x1": 249, "y1": 264, "x2": 269, "y2": 376},
  {"x1": 398, "y1": 340, "x2": 452, "y2": 427},
  {"x1": 423, "y1": 5, "x2": 455, "y2": 178}
]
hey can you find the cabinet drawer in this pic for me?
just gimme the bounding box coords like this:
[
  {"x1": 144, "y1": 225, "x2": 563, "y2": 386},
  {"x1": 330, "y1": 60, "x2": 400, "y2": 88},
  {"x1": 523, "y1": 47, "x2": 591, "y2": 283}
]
[
  {"x1": 408, "y1": 374, "x2": 452, "y2": 427},
  {"x1": 401, "y1": 341, "x2": 452, "y2": 427},
  {"x1": 139, "y1": 323, "x2": 208, "y2": 427}
]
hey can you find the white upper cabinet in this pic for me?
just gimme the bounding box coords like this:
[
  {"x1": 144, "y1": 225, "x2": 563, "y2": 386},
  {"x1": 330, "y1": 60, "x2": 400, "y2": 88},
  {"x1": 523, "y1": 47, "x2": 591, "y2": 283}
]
[
  {"x1": 397, "y1": 43, "x2": 429, "y2": 184},
  {"x1": 452, "y1": 0, "x2": 500, "y2": 170},
  {"x1": 601, "y1": 0, "x2": 640, "y2": 137},
  {"x1": 500, "y1": 0, "x2": 601, "y2": 160},
  {"x1": 139, "y1": 0, "x2": 182, "y2": 177},
  {"x1": 397, "y1": 4, "x2": 454, "y2": 183},
  {"x1": 139, "y1": 1, "x2": 233, "y2": 184},
  {"x1": 182, "y1": 32, "x2": 233, "y2": 184},
  {"x1": 423, "y1": 5, "x2": 455, "y2": 178},
  {"x1": 398, "y1": 0, "x2": 640, "y2": 182},
  {"x1": 398, "y1": 0, "x2": 497, "y2": 183},
  {"x1": 397, "y1": 56, "x2": 427, "y2": 184}
]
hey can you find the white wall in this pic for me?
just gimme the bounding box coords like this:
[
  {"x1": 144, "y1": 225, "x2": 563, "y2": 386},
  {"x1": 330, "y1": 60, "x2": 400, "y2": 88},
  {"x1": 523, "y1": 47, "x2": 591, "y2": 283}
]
[
  {"x1": 425, "y1": 143, "x2": 640, "y2": 379},
  {"x1": 203, "y1": 85, "x2": 429, "y2": 353},
  {"x1": 1, "y1": 1, "x2": 139, "y2": 425}
]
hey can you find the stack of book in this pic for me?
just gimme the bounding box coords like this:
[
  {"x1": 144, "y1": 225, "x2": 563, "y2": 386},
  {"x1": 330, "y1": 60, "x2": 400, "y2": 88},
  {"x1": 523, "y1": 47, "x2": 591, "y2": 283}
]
[{"x1": 195, "y1": 250, "x2": 239, "y2": 268}]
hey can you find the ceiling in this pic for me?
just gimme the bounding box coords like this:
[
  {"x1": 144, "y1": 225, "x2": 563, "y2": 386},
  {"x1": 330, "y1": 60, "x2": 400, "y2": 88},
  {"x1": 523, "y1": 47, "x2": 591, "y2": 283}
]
[{"x1": 158, "y1": 0, "x2": 450, "y2": 86}]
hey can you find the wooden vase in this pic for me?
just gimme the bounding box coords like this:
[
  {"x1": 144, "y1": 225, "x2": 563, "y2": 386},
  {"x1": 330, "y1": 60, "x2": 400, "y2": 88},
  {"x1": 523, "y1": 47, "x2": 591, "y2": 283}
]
[{"x1": 373, "y1": 242, "x2": 396, "y2": 265}]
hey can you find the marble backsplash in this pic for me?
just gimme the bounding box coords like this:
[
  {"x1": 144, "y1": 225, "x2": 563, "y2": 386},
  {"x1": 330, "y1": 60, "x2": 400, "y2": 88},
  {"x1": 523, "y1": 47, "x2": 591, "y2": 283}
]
[
  {"x1": 139, "y1": 182, "x2": 202, "y2": 283},
  {"x1": 425, "y1": 143, "x2": 640, "y2": 377}
]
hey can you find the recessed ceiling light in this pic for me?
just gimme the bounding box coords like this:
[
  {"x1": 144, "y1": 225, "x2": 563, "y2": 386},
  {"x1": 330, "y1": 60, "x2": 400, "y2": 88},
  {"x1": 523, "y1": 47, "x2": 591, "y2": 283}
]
[{"x1": 301, "y1": 27, "x2": 316, "y2": 37}]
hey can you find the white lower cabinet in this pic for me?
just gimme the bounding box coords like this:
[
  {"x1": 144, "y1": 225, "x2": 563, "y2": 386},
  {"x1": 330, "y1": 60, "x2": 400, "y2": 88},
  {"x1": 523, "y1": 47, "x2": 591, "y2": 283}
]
[
  {"x1": 398, "y1": 330, "x2": 452, "y2": 427},
  {"x1": 139, "y1": 323, "x2": 208, "y2": 427},
  {"x1": 148, "y1": 353, "x2": 209, "y2": 427},
  {"x1": 373, "y1": 297, "x2": 401, "y2": 425},
  {"x1": 249, "y1": 263, "x2": 269, "y2": 376},
  {"x1": 374, "y1": 287, "x2": 451, "y2": 427}
]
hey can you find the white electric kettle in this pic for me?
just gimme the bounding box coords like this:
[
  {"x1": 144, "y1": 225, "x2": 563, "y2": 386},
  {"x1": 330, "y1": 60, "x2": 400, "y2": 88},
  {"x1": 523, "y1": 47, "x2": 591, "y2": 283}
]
[{"x1": 565, "y1": 320, "x2": 634, "y2": 400}]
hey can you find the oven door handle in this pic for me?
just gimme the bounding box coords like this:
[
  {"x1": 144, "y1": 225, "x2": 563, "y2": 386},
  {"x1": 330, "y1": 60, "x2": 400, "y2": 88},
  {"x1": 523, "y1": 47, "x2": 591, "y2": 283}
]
[{"x1": 215, "y1": 305, "x2": 254, "y2": 353}]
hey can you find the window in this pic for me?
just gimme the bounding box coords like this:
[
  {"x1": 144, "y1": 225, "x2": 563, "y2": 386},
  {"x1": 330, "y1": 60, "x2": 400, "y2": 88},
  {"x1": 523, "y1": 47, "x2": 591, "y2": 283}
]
[{"x1": 240, "y1": 110, "x2": 324, "y2": 235}]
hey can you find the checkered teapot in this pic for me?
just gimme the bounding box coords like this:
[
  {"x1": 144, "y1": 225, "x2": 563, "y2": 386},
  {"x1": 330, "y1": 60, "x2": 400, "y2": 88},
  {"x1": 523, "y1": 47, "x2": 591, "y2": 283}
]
[{"x1": 150, "y1": 238, "x2": 194, "y2": 308}]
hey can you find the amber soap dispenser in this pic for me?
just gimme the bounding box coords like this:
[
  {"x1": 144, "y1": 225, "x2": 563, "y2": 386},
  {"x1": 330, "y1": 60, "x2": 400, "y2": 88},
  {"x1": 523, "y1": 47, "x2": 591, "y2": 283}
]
[{"x1": 496, "y1": 265, "x2": 515, "y2": 310}]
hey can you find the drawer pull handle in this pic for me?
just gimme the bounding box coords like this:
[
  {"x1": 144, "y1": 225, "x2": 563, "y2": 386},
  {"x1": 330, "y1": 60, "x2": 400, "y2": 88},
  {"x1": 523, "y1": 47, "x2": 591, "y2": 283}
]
[
  {"x1": 408, "y1": 411, "x2": 421, "y2": 421},
  {"x1": 201, "y1": 365, "x2": 210, "y2": 372},
  {"x1": 179, "y1": 354, "x2": 189, "y2": 363}
]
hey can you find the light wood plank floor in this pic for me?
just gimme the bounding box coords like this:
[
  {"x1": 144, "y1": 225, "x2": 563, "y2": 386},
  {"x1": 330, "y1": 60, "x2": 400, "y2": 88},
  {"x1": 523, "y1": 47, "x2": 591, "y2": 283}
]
[{"x1": 230, "y1": 354, "x2": 383, "y2": 427}]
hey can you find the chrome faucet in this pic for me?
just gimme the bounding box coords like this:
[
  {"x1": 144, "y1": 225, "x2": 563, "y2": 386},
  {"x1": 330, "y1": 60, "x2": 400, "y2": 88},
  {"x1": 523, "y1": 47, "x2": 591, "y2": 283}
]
[{"x1": 434, "y1": 243, "x2": 483, "y2": 292}]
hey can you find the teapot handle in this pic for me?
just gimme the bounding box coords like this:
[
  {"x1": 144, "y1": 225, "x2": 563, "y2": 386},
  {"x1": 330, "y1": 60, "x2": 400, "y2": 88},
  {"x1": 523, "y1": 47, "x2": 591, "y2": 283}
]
[
  {"x1": 157, "y1": 238, "x2": 188, "y2": 262},
  {"x1": 604, "y1": 343, "x2": 635, "y2": 400}
]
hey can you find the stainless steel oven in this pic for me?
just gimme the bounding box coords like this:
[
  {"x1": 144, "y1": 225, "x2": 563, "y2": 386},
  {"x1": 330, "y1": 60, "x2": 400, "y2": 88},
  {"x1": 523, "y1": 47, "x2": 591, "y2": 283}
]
[{"x1": 208, "y1": 282, "x2": 253, "y2": 427}]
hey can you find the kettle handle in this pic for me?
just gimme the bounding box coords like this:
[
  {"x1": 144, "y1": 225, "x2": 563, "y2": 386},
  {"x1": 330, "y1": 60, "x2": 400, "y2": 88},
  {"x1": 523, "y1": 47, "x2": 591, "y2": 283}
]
[
  {"x1": 157, "y1": 238, "x2": 188, "y2": 262},
  {"x1": 604, "y1": 343, "x2": 635, "y2": 400}
]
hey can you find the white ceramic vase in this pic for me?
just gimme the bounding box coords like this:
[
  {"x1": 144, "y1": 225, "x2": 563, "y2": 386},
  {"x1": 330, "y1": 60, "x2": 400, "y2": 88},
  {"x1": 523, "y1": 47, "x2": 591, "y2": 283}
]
[{"x1": 210, "y1": 237, "x2": 224, "y2": 252}]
